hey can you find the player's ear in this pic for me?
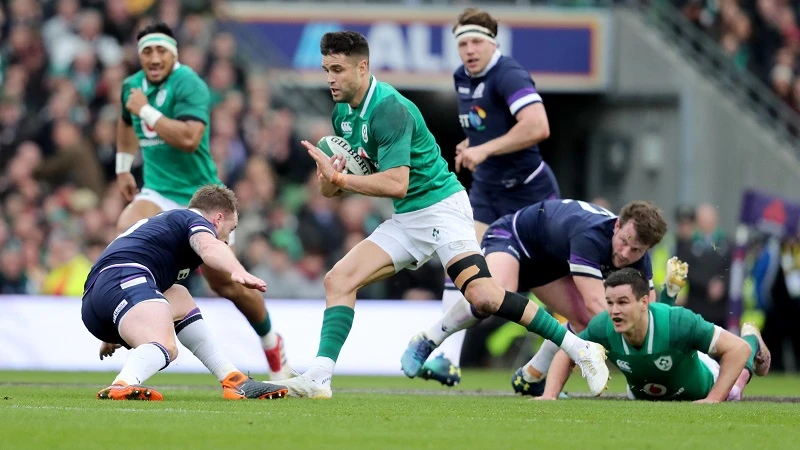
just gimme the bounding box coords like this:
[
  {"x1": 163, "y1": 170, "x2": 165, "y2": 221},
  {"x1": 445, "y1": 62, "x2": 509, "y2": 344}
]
[{"x1": 614, "y1": 219, "x2": 620, "y2": 232}]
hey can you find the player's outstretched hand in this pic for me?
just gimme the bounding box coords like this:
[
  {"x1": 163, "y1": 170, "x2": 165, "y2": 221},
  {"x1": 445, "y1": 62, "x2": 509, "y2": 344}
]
[
  {"x1": 665, "y1": 256, "x2": 689, "y2": 297},
  {"x1": 455, "y1": 145, "x2": 489, "y2": 173},
  {"x1": 533, "y1": 395, "x2": 557, "y2": 401},
  {"x1": 231, "y1": 270, "x2": 267, "y2": 292},
  {"x1": 302, "y1": 140, "x2": 336, "y2": 182},
  {"x1": 117, "y1": 172, "x2": 139, "y2": 202},
  {"x1": 99, "y1": 342, "x2": 121, "y2": 360},
  {"x1": 693, "y1": 398, "x2": 721, "y2": 404}
]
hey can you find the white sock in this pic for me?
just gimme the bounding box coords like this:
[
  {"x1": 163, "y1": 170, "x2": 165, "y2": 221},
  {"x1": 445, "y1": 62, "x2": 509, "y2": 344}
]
[
  {"x1": 559, "y1": 331, "x2": 589, "y2": 362},
  {"x1": 260, "y1": 330, "x2": 279, "y2": 349},
  {"x1": 175, "y1": 311, "x2": 237, "y2": 382},
  {"x1": 115, "y1": 342, "x2": 171, "y2": 386},
  {"x1": 426, "y1": 295, "x2": 481, "y2": 347},
  {"x1": 430, "y1": 289, "x2": 475, "y2": 365},
  {"x1": 305, "y1": 356, "x2": 335, "y2": 387},
  {"x1": 522, "y1": 338, "x2": 562, "y2": 382}
]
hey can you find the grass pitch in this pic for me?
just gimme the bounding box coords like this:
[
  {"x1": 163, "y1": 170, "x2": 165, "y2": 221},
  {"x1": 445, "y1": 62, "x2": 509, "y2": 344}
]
[{"x1": 1, "y1": 370, "x2": 798, "y2": 449}]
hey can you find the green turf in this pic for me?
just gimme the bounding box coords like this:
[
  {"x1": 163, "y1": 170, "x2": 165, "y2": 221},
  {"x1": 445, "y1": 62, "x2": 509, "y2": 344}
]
[{"x1": 1, "y1": 370, "x2": 799, "y2": 449}]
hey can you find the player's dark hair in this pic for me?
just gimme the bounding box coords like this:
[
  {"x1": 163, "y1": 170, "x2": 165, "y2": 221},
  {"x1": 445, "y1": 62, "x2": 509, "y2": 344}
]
[
  {"x1": 320, "y1": 31, "x2": 369, "y2": 60},
  {"x1": 618, "y1": 201, "x2": 667, "y2": 248},
  {"x1": 604, "y1": 268, "x2": 650, "y2": 300},
  {"x1": 188, "y1": 185, "x2": 238, "y2": 215},
  {"x1": 136, "y1": 21, "x2": 175, "y2": 41},
  {"x1": 452, "y1": 8, "x2": 499, "y2": 37}
]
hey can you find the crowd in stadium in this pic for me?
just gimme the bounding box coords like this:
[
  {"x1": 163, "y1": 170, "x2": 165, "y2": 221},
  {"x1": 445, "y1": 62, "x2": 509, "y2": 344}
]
[
  {"x1": 0, "y1": 0, "x2": 442, "y2": 300},
  {"x1": 678, "y1": 0, "x2": 800, "y2": 110}
]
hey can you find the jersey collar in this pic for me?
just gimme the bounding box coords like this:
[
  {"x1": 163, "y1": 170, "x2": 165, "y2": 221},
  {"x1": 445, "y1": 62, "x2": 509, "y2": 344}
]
[
  {"x1": 621, "y1": 309, "x2": 654, "y2": 355},
  {"x1": 465, "y1": 49, "x2": 502, "y2": 78},
  {"x1": 349, "y1": 75, "x2": 377, "y2": 118}
]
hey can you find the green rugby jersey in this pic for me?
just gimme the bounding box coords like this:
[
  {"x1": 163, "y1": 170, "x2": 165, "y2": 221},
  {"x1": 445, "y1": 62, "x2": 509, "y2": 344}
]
[
  {"x1": 121, "y1": 63, "x2": 220, "y2": 205},
  {"x1": 580, "y1": 303, "x2": 720, "y2": 401},
  {"x1": 330, "y1": 75, "x2": 463, "y2": 214}
]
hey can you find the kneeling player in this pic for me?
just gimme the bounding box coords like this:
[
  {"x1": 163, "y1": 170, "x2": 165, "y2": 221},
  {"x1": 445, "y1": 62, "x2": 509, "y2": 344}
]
[
  {"x1": 82, "y1": 185, "x2": 288, "y2": 400},
  {"x1": 539, "y1": 268, "x2": 771, "y2": 402}
]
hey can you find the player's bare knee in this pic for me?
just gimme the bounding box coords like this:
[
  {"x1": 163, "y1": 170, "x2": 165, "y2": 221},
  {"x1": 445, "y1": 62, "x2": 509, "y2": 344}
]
[
  {"x1": 447, "y1": 253, "x2": 496, "y2": 314},
  {"x1": 463, "y1": 279, "x2": 501, "y2": 316},
  {"x1": 324, "y1": 268, "x2": 355, "y2": 298}
]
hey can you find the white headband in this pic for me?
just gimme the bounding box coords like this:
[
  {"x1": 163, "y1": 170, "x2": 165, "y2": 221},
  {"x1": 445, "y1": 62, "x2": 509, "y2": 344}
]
[
  {"x1": 453, "y1": 24, "x2": 497, "y2": 45},
  {"x1": 137, "y1": 33, "x2": 178, "y2": 57}
]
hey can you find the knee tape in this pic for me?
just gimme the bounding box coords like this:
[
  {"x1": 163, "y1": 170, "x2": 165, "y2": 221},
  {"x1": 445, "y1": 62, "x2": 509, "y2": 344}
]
[
  {"x1": 495, "y1": 291, "x2": 528, "y2": 323},
  {"x1": 446, "y1": 253, "x2": 491, "y2": 295}
]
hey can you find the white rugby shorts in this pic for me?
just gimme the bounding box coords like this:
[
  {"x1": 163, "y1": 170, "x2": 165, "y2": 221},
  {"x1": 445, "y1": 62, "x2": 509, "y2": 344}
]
[{"x1": 367, "y1": 190, "x2": 481, "y2": 272}]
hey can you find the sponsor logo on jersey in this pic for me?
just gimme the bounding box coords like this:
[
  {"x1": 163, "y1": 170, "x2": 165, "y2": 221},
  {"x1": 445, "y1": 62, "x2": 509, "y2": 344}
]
[
  {"x1": 156, "y1": 89, "x2": 167, "y2": 106},
  {"x1": 654, "y1": 355, "x2": 673, "y2": 371},
  {"x1": 468, "y1": 105, "x2": 487, "y2": 131},
  {"x1": 341, "y1": 121, "x2": 353, "y2": 135},
  {"x1": 472, "y1": 82, "x2": 485, "y2": 99},
  {"x1": 362, "y1": 124, "x2": 369, "y2": 143},
  {"x1": 177, "y1": 268, "x2": 190, "y2": 281},
  {"x1": 616, "y1": 359, "x2": 632, "y2": 373},
  {"x1": 643, "y1": 383, "x2": 667, "y2": 396},
  {"x1": 458, "y1": 86, "x2": 470, "y2": 95}
]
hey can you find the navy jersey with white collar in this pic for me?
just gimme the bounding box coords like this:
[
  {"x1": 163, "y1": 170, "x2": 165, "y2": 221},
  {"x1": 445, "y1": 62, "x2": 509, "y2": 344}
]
[
  {"x1": 85, "y1": 209, "x2": 216, "y2": 292},
  {"x1": 454, "y1": 51, "x2": 543, "y2": 188},
  {"x1": 496, "y1": 199, "x2": 654, "y2": 286}
]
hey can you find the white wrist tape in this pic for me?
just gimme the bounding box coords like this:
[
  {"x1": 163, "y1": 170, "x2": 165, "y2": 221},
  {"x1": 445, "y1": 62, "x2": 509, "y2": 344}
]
[
  {"x1": 116, "y1": 152, "x2": 135, "y2": 174},
  {"x1": 139, "y1": 104, "x2": 164, "y2": 128}
]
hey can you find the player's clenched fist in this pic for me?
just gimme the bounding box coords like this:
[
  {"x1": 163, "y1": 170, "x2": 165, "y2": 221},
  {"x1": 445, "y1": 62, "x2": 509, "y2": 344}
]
[
  {"x1": 665, "y1": 256, "x2": 689, "y2": 297},
  {"x1": 117, "y1": 172, "x2": 139, "y2": 202},
  {"x1": 125, "y1": 88, "x2": 149, "y2": 116}
]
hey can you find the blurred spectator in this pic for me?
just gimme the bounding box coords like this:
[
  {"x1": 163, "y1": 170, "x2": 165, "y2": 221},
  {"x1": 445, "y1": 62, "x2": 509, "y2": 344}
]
[
  {"x1": 677, "y1": 203, "x2": 732, "y2": 327},
  {"x1": 753, "y1": 235, "x2": 800, "y2": 372},
  {"x1": 40, "y1": 230, "x2": 92, "y2": 296}
]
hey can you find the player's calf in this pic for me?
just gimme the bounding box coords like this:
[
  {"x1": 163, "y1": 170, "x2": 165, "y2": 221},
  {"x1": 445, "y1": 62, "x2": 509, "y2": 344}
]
[{"x1": 447, "y1": 253, "x2": 609, "y2": 395}]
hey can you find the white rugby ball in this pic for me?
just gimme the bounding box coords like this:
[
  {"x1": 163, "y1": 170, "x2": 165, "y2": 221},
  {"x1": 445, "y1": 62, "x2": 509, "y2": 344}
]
[{"x1": 316, "y1": 135, "x2": 375, "y2": 176}]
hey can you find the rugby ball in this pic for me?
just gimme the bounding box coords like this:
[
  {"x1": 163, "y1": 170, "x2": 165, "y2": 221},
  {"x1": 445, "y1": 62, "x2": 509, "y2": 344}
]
[{"x1": 316, "y1": 135, "x2": 375, "y2": 176}]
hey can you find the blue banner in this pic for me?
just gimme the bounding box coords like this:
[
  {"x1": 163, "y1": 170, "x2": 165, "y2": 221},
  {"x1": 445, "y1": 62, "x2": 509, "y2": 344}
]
[{"x1": 224, "y1": 4, "x2": 611, "y2": 91}]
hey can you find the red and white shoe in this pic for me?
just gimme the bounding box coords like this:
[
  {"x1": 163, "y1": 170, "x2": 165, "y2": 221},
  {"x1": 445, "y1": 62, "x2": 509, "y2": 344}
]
[{"x1": 264, "y1": 333, "x2": 293, "y2": 380}]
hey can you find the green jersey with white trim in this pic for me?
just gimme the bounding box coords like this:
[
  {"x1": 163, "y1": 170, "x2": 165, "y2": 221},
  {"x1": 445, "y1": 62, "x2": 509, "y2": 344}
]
[
  {"x1": 121, "y1": 64, "x2": 220, "y2": 206},
  {"x1": 579, "y1": 303, "x2": 720, "y2": 401},
  {"x1": 330, "y1": 76, "x2": 464, "y2": 214}
]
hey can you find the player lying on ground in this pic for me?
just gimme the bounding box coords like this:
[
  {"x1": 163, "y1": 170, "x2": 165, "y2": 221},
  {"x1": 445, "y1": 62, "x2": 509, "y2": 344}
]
[
  {"x1": 401, "y1": 199, "x2": 672, "y2": 392},
  {"x1": 430, "y1": 7, "x2": 560, "y2": 386},
  {"x1": 273, "y1": 31, "x2": 609, "y2": 399},
  {"x1": 115, "y1": 21, "x2": 290, "y2": 378},
  {"x1": 82, "y1": 185, "x2": 288, "y2": 401},
  {"x1": 538, "y1": 268, "x2": 771, "y2": 402}
]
